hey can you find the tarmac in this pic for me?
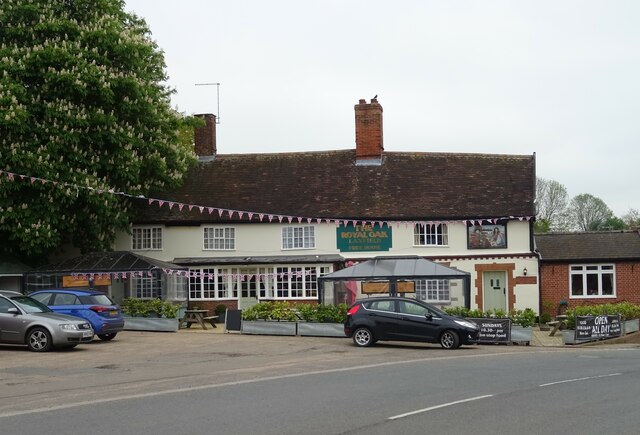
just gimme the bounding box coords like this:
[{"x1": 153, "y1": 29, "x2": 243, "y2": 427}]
[
  {"x1": 181, "y1": 322, "x2": 567, "y2": 346},
  {"x1": 179, "y1": 322, "x2": 640, "y2": 347}
]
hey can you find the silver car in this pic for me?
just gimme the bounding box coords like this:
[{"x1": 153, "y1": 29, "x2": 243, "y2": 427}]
[{"x1": 0, "y1": 290, "x2": 94, "y2": 352}]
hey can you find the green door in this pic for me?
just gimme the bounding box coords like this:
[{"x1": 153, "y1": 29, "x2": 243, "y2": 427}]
[{"x1": 483, "y1": 271, "x2": 506, "y2": 311}]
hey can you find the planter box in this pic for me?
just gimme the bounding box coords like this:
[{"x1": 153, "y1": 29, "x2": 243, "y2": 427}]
[
  {"x1": 297, "y1": 322, "x2": 346, "y2": 337},
  {"x1": 241, "y1": 320, "x2": 297, "y2": 336},
  {"x1": 561, "y1": 330, "x2": 592, "y2": 345},
  {"x1": 123, "y1": 316, "x2": 179, "y2": 332},
  {"x1": 622, "y1": 318, "x2": 640, "y2": 334},
  {"x1": 510, "y1": 326, "x2": 533, "y2": 344}
]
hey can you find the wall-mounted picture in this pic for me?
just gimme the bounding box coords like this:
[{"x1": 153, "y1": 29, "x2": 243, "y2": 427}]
[{"x1": 468, "y1": 223, "x2": 507, "y2": 249}]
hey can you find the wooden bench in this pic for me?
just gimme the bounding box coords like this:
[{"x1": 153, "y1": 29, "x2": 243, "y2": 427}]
[{"x1": 202, "y1": 316, "x2": 219, "y2": 328}]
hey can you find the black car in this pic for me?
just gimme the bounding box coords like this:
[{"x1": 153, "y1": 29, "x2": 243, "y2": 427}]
[{"x1": 344, "y1": 297, "x2": 479, "y2": 349}]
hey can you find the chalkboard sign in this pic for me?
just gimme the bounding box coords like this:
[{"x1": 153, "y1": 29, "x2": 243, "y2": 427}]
[
  {"x1": 469, "y1": 318, "x2": 511, "y2": 343},
  {"x1": 225, "y1": 309, "x2": 242, "y2": 332},
  {"x1": 575, "y1": 315, "x2": 621, "y2": 340}
]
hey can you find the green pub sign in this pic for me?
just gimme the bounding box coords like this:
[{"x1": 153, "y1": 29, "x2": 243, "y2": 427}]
[{"x1": 336, "y1": 224, "x2": 392, "y2": 252}]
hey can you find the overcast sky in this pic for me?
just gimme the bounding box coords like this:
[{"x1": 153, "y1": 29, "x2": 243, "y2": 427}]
[{"x1": 124, "y1": 0, "x2": 639, "y2": 217}]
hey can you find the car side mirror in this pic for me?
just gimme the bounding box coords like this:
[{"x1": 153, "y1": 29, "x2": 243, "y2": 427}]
[
  {"x1": 426, "y1": 313, "x2": 433, "y2": 321},
  {"x1": 7, "y1": 307, "x2": 20, "y2": 315}
]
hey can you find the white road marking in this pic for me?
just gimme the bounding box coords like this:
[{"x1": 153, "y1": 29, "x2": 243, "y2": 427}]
[
  {"x1": 539, "y1": 373, "x2": 621, "y2": 387},
  {"x1": 388, "y1": 395, "x2": 493, "y2": 420}
]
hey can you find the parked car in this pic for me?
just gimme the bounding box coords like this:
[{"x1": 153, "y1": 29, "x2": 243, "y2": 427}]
[
  {"x1": 30, "y1": 289, "x2": 124, "y2": 341},
  {"x1": 0, "y1": 290, "x2": 94, "y2": 352},
  {"x1": 344, "y1": 296, "x2": 479, "y2": 349}
]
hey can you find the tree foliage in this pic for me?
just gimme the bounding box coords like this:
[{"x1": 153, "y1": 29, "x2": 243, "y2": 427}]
[
  {"x1": 622, "y1": 208, "x2": 640, "y2": 229},
  {"x1": 534, "y1": 177, "x2": 570, "y2": 232},
  {"x1": 568, "y1": 194, "x2": 614, "y2": 231},
  {"x1": 0, "y1": 0, "x2": 196, "y2": 261}
]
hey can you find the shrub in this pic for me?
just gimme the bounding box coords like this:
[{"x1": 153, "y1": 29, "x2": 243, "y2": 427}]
[
  {"x1": 215, "y1": 304, "x2": 228, "y2": 316},
  {"x1": 444, "y1": 306, "x2": 536, "y2": 327},
  {"x1": 565, "y1": 302, "x2": 640, "y2": 329},
  {"x1": 510, "y1": 308, "x2": 536, "y2": 327},
  {"x1": 539, "y1": 312, "x2": 552, "y2": 324},
  {"x1": 242, "y1": 302, "x2": 348, "y2": 323},
  {"x1": 121, "y1": 298, "x2": 180, "y2": 319}
]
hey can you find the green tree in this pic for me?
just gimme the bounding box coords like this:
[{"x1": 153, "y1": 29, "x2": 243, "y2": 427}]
[
  {"x1": 0, "y1": 0, "x2": 196, "y2": 261},
  {"x1": 602, "y1": 216, "x2": 627, "y2": 231},
  {"x1": 534, "y1": 177, "x2": 570, "y2": 232},
  {"x1": 568, "y1": 194, "x2": 614, "y2": 231}
]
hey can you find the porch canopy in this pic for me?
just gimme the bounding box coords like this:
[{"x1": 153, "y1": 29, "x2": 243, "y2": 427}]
[
  {"x1": 317, "y1": 255, "x2": 471, "y2": 308},
  {"x1": 23, "y1": 251, "x2": 187, "y2": 293},
  {"x1": 24, "y1": 251, "x2": 184, "y2": 275}
]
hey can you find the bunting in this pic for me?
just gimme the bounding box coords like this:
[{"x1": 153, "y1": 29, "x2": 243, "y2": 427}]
[{"x1": 0, "y1": 169, "x2": 534, "y2": 233}]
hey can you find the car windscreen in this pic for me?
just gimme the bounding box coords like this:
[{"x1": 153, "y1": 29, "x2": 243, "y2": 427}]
[
  {"x1": 10, "y1": 296, "x2": 53, "y2": 313},
  {"x1": 79, "y1": 294, "x2": 115, "y2": 306}
]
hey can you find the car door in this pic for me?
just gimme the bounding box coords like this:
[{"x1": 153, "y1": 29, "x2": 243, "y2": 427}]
[
  {"x1": 50, "y1": 293, "x2": 83, "y2": 318},
  {"x1": 392, "y1": 300, "x2": 439, "y2": 342},
  {"x1": 0, "y1": 297, "x2": 24, "y2": 343},
  {"x1": 363, "y1": 299, "x2": 399, "y2": 339}
]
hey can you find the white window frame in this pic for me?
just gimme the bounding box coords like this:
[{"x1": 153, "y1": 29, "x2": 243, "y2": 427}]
[
  {"x1": 203, "y1": 227, "x2": 235, "y2": 250},
  {"x1": 274, "y1": 265, "x2": 328, "y2": 299},
  {"x1": 133, "y1": 277, "x2": 154, "y2": 299},
  {"x1": 282, "y1": 226, "x2": 315, "y2": 250},
  {"x1": 414, "y1": 223, "x2": 448, "y2": 247},
  {"x1": 569, "y1": 264, "x2": 616, "y2": 299},
  {"x1": 189, "y1": 268, "x2": 232, "y2": 300},
  {"x1": 415, "y1": 279, "x2": 450, "y2": 303},
  {"x1": 132, "y1": 226, "x2": 163, "y2": 250}
]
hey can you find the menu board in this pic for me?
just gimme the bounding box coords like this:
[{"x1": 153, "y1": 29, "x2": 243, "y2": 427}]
[
  {"x1": 575, "y1": 315, "x2": 621, "y2": 340},
  {"x1": 469, "y1": 318, "x2": 512, "y2": 343}
]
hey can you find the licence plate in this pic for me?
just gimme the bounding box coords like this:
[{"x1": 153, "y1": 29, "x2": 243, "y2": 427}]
[
  {"x1": 109, "y1": 310, "x2": 118, "y2": 316},
  {"x1": 83, "y1": 331, "x2": 93, "y2": 338}
]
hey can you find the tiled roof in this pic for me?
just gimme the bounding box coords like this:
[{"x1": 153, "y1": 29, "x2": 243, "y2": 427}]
[
  {"x1": 535, "y1": 231, "x2": 640, "y2": 262},
  {"x1": 134, "y1": 150, "x2": 535, "y2": 224}
]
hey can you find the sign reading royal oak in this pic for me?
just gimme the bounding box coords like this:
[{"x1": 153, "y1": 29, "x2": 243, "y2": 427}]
[{"x1": 336, "y1": 224, "x2": 392, "y2": 252}]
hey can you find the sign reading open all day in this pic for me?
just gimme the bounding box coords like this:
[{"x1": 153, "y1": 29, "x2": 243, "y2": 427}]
[{"x1": 336, "y1": 224, "x2": 392, "y2": 252}]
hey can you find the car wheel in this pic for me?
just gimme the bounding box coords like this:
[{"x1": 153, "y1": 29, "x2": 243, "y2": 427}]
[
  {"x1": 440, "y1": 330, "x2": 460, "y2": 350},
  {"x1": 352, "y1": 327, "x2": 374, "y2": 347},
  {"x1": 27, "y1": 327, "x2": 53, "y2": 352},
  {"x1": 98, "y1": 333, "x2": 117, "y2": 341}
]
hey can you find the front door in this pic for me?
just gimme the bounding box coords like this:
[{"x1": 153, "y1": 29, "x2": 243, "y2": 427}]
[
  {"x1": 483, "y1": 271, "x2": 507, "y2": 312},
  {"x1": 238, "y1": 269, "x2": 259, "y2": 310}
]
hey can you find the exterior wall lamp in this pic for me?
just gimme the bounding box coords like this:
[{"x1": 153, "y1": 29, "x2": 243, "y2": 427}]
[{"x1": 523, "y1": 267, "x2": 528, "y2": 276}]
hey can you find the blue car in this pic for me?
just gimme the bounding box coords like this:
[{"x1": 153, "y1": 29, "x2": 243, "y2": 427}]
[{"x1": 30, "y1": 289, "x2": 124, "y2": 341}]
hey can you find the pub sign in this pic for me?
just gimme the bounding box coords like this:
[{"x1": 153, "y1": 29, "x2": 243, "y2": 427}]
[{"x1": 336, "y1": 224, "x2": 392, "y2": 252}]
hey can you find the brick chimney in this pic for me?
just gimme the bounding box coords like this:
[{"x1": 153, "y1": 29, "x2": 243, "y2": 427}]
[
  {"x1": 194, "y1": 113, "x2": 217, "y2": 158},
  {"x1": 354, "y1": 98, "x2": 383, "y2": 163}
]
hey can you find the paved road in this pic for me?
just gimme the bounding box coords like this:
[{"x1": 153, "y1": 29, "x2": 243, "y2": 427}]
[{"x1": 1, "y1": 331, "x2": 639, "y2": 434}]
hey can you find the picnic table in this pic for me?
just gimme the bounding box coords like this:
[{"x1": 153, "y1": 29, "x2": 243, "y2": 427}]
[{"x1": 179, "y1": 309, "x2": 218, "y2": 329}]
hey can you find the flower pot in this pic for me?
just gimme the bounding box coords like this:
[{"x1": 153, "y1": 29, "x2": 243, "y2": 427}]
[
  {"x1": 510, "y1": 326, "x2": 533, "y2": 344},
  {"x1": 297, "y1": 322, "x2": 346, "y2": 337},
  {"x1": 123, "y1": 316, "x2": 179, "y2": 332},
  {"x1": 241, "y1": 320, "x2": 297, "y2": 336},
  {"x1": 622, "y1": 319, "x2": 640, "y2": 334}
]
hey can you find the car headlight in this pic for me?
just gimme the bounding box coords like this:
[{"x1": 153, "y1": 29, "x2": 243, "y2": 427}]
[
  {"x1": 454, "y1": 320, "x2": 478, "y2": 330},
  {"x1": 60, "y1": 324, "x2": 80, "y2": 331}
]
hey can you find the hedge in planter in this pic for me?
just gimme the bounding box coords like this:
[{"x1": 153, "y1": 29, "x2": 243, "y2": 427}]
[
  {"x1": 565, "y1": 302, "x2": 640, "y2": 329},
  {"x1": 121, "y1": 298, "x2": 180, "y2": 319},
  {"x1": 443, "y1": 306, "x2": 536, "y2": 327}
]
